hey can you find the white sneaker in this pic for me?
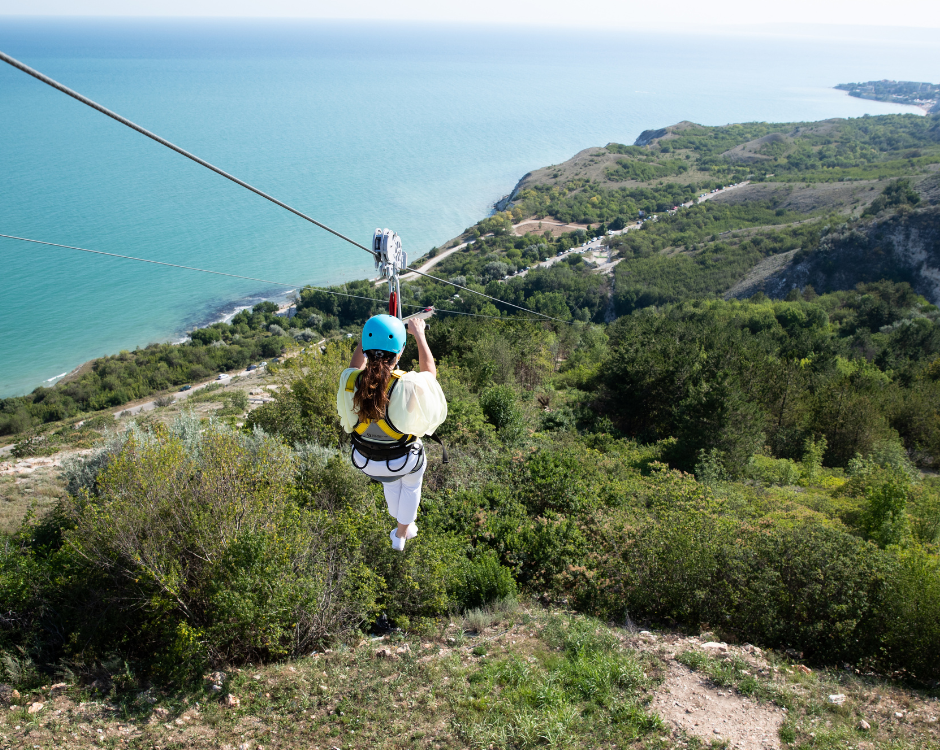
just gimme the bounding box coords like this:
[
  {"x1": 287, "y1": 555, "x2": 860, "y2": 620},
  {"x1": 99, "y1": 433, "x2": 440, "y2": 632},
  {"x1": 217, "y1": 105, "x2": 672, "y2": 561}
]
[
  {"x1": 405, "y1": 523, "x2": 418, "y2": 540},
  {"x1": 390, "y1": 528, "x2": 406, "y2": 552}
]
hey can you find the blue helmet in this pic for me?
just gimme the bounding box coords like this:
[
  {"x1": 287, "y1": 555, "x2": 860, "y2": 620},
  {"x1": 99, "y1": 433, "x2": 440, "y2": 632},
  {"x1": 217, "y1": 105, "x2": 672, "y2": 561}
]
[{"x1": 362, "y1": 314, "x2": 406, "y2": 354}]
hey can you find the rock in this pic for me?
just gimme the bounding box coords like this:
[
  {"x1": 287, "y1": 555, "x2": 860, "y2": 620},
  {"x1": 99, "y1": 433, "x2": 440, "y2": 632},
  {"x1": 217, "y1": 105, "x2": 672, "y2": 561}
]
[
  {"x1": 318, "y1": 684, "x2": 329, "y2": 694},
  {"x1": 743, "y1": 644, "x2": 763, "y2": 657},
  {"x1": 27, "y1": 702, "x2": 43, "y2": 714},
  {"x1": 153, "y1": 707, "x2": 169, "y2": 717},
  {"x1": 702, "y1": 642, "x2": 729, "y2": 652},
  {"x1": 634, "y1": 127, "x2": 669, "y2": 147},
  {"x1": 238, "y1": 743, "x2": 252, "y2": 750},
  {"x1": 794, "y1": 664, "x2": 812, "y2": 675},
  {"x1": 375, "y1": 648, "x2": 398, "y2": 659},
  {"x1": 49, "y1": 683, "x2": 67, "y2": 691},
  {"x1": 0, "y1": 685, "x2": 18, "y2": 704},
  {"x1": 395, "y1": 644, "x2": 411, "y2": 655},
  {"x1": 894, "y1": 711, "x2": 904, "y2": 719},
  {"x1": 858, "y1": 719, "x2": 871, "y2": 730},
  {"x1": 828, "y1": 694, "x2": 847, "y2": 705},
  {"x1": 209, "y1": 683, "x2": 223, "y2": 693},
  {"x1": 224, "y1": 694, "x2": 240, "y2": 708}
]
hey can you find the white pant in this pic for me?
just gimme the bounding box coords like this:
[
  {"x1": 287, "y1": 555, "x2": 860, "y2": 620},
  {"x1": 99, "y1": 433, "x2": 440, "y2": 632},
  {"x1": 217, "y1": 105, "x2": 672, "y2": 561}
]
[{"x1": 352, "y1": 443, "x2": 426, "y2": 526}]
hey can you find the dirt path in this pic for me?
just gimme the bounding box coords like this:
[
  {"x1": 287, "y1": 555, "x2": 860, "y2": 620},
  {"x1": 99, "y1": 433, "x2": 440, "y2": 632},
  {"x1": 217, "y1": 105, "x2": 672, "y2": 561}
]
[
  {"x1": 653, "y1": 660, "x2": 783, "y2": 748},
  {"x1": 512, "y1": 218, "x2": 589, "y2": 237}
]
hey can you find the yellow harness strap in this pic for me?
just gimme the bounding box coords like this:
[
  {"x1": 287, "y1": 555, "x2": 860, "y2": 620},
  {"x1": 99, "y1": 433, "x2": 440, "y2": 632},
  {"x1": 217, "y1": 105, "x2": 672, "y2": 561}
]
[{"x1": 346, "y1": 370, "x2": 414, "y2": 442}]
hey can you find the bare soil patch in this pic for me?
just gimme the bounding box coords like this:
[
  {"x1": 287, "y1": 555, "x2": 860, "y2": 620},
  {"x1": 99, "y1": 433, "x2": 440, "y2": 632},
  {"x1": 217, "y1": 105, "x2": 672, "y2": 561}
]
[
  {"x1": 710, "y1": 180, "x2": 882, "y2": 214},
  {"x1": 654, "y1": 659, "x2": 783, "y2": 749}
]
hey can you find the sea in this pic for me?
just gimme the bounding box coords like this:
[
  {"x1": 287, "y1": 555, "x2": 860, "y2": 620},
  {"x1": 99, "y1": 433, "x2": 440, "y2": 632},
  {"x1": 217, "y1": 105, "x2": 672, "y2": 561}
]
[{"x1": 1, "y1": 18, "x2": 937, "y2": 398}]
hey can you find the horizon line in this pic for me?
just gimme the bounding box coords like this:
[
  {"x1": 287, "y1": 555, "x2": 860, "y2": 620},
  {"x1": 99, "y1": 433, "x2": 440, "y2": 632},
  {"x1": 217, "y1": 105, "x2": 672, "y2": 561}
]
[{"x1": 1, "y1": 15, "x2": 939, "y2": 33}]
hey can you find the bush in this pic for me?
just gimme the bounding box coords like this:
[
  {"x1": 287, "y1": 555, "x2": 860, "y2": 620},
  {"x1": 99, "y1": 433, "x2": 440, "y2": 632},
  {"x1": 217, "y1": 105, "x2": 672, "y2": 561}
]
[
  {"x1": 566, "y1": 504, "x2": 940, "y2": 679},
  {"x1": 2, "y1": 418, "x2": 382, "y2": 679},
  {"x1": 746, "y1": 454, "x2": 802, "y2": 486},
  {"x1": 479, "y1": 385, "x2": 518, "y2": 431},
  {"x1": 452, "y1": 550, "x2": 517, "y2": 610},
  {"x1": 245, "y1": 342, "x2": 353, "y2": 447}
]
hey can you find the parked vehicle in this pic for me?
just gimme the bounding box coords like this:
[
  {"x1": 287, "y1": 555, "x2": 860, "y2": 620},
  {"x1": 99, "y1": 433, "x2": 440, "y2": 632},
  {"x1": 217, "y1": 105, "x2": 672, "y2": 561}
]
[
  {"x1": 247, "y1": 364, "x2": 257, "y2": 371},
  {"x1": 179, "y1": 385, "x2": 192, "y2": 391}
]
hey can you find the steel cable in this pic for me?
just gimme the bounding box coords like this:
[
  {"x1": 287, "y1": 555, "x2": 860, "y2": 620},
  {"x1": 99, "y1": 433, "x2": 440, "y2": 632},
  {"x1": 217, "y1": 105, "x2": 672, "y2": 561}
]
[
  {"x1": 408, "y1": 268, "x2": 568, "y2": 323},
  {"x1": 0, "y1": 49, "x2": 567, "y2": 325},
  {"x1": 0, "y1": 234, "x2": 382, "y2": 305},
  {"x1": 0, "y1": 50, "x2": 376, "y2": 259}
]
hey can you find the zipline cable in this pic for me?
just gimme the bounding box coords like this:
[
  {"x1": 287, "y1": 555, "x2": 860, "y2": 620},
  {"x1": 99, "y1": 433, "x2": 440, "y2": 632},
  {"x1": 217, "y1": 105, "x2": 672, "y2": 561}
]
[
  {"x1": 0, "y1": 50, "x2": 376, "y2": 260},
  {"x1": 409, "y1": 307, "x2": 539, "y2": 322},
  {"x1": 408, "y1": 268, "x2": 568, "y2": 323},
  {"x1": 0, "y1": 234, "x2": 556, "y2": 320},
  {"x1": 0, "y1": 233, "x2": 553, "y2": 323},
  {"x1": 0, "y1": 50, "x2": 567, "y2": 325},
  {"x1": 0, "y1": 234, "x2": 380, "y2": 305}
]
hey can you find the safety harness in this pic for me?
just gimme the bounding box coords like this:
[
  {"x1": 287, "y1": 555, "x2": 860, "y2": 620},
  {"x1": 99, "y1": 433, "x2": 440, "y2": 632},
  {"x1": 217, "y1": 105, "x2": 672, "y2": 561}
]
[
  {"x1": 346, "y1": 369, "x2": 416, "y2": 465},
  {"x1": 345, "y1": 368, "x2": 449, "y2": 470}
]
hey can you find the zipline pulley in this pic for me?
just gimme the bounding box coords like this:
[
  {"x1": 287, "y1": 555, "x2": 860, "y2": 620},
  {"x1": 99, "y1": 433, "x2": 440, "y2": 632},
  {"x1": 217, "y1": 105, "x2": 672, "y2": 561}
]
[{"x1": 373, "y1": 228, "x2": 407, "y2": 320}]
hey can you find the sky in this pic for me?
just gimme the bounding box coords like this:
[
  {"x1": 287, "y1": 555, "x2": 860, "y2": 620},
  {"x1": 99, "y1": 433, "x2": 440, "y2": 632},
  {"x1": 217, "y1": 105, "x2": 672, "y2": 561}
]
[{"x1": 1, "y1": 0, "x2": 939, "y2": 31}]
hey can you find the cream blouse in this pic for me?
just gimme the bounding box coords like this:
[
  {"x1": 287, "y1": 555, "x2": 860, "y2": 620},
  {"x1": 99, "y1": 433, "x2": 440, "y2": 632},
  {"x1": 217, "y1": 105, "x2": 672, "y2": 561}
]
[{"x1": 336, "y1": 368, "x2": 448, "y2": 437}]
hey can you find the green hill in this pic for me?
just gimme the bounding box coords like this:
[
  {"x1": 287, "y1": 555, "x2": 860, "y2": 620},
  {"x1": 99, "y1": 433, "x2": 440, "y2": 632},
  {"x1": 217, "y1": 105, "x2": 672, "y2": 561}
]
[{"x1": 0, "y1": 113, "x2": 939, "y2": 750}]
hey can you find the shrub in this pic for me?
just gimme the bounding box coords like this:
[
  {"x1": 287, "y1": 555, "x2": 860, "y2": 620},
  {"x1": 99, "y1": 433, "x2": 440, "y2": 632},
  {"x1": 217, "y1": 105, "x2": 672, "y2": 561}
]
[
  {"x1": 245, "y1": 341, "x2": 353, "y2": 447},
  {"x1": 566, "y1": 504, "x2": 940, "y2": 679},
  {"x1": 746, "y1": 454, "x2": 802, "y2": 486},
  {"x1": 801, "y1": 435, "x2": 827, "y2": 483},
  {"x1": 4, "y1": 419, "x2": 382, "y2": 679},
  {"x1": 479, "y1": 385, "x2": 518, "y2": 431},
  {"x1": 452, "y1": 550, "x2": 517, "y2": 610},
  {"x1": 291, "y1": 328, "x2": 318, "y2": 342},
  {"x1": 82, "y1": 413, "x2": 117, "y2": 431},
  {"x1": 858, "y1": 467, "x2": 913, "y2": 547}
]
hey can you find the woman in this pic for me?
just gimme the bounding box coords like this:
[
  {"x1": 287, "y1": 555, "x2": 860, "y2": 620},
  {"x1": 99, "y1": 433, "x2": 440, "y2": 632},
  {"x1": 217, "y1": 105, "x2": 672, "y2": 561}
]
[{"x1": 336, "y1": 314, "x2": 447, "y2": 551}]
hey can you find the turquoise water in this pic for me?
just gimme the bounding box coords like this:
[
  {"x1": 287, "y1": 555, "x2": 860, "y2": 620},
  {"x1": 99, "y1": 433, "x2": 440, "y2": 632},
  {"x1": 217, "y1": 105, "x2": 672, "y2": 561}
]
[{"x1": 0, "y1": 19, "x2": 936, "y2": 398}]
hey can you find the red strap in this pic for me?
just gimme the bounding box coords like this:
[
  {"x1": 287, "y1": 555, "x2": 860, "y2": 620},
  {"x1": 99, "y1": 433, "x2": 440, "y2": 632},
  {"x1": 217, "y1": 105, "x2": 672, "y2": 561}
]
[{"x1": 388, "y1": 291, "x2": 398, "y2": 317}]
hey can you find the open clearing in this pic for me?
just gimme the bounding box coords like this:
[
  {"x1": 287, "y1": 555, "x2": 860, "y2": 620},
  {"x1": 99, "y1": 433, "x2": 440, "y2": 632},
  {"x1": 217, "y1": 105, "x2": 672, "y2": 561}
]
[{"x1": 0, "y1": 600, "x2": 937, "y2": 750}]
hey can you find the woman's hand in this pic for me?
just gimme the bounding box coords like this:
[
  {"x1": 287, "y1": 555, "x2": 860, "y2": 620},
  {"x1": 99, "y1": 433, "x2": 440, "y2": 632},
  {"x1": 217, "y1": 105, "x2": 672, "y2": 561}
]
[
  {"x1": 407, "y1": 317, "x2": 436, "y2": 376},
  {"x1": 349, "y1": 341, "x2": 366, "y2": 369},
  {"x1": 406, "y1": 317, "x2": 426, "y2": 338}
]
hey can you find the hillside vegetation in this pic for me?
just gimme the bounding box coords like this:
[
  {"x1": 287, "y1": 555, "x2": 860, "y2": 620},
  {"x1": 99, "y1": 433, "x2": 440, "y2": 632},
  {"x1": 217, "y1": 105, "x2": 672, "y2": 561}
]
[{"x1": 1, "y1": 113, "x2": 940, "y2": 749}]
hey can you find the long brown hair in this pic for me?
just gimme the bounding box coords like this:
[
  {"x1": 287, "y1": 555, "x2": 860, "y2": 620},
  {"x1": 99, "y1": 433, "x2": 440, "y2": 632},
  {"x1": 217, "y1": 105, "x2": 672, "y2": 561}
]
[{"x1": 353, "y1": 351, "x2": 396, "y2": 421}]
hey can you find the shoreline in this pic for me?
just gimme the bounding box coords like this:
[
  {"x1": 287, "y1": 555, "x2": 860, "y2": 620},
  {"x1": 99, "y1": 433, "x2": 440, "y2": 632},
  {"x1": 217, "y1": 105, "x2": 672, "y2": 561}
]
[{"x1": 11, "y1": 286, "x2": 304, "y2": 399}]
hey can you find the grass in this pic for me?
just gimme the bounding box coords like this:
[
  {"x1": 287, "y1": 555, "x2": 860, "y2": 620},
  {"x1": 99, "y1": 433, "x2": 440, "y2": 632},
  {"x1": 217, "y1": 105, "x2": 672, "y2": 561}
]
[
  {"x1": 0, "y1": 606, "x2": 669, "y2": 750},
  {"x1": 0, "y1": 466, "x2": 66, "y2": 534},
  {"x1": 0, "y1": 603, "x2": 938, "y2": 748}
]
